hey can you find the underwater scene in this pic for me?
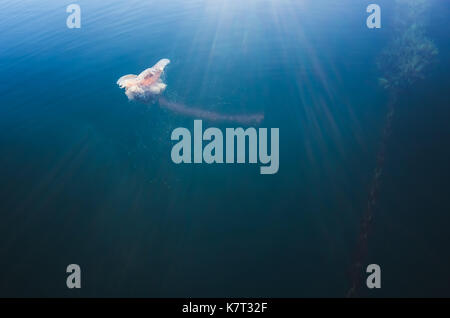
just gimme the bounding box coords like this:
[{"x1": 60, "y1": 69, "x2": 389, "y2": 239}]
[{"x1": 0, "y1": 0, "x2": 449, "y2": 297}]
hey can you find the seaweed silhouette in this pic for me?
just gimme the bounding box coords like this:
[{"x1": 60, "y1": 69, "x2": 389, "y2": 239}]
[{"x1": 348, "y1": 0, "x2": 438, "y2": 297}]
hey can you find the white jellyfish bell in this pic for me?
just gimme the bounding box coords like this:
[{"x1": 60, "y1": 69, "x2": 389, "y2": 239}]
[{"x1": 117, "y1": 58, "x2": 170, "y2": 101}]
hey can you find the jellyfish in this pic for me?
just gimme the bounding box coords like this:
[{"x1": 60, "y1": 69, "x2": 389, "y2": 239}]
[
  {"x1": 117, "y1": 58, "x2": 170, "y2": 101},
  {"x1": 117, "y1": 59, "x2": 264, "y2": 125},
  {"x1": 347, "y1": 0, "x2": 438, "y2": 297}
]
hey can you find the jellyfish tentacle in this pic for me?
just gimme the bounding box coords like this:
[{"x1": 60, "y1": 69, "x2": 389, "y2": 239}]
[{"x1": 158, "y1": 98, "x2": 264, "y2": 125}]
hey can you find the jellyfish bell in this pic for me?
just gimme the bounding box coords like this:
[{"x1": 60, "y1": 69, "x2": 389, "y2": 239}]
[{"x1": 117, "y1": 58, "x2": 170, "y2": 101}]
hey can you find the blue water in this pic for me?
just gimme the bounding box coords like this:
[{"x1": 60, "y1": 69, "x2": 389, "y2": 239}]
[{"x1": 0, "y1": 0, "x2": 449, "y2": 297}]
